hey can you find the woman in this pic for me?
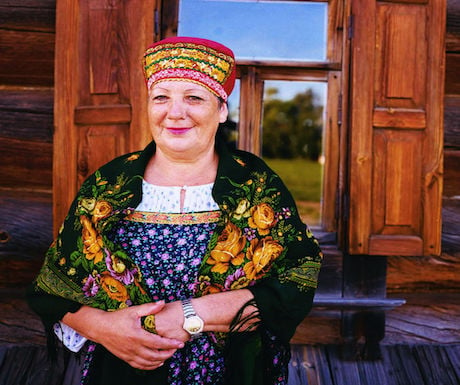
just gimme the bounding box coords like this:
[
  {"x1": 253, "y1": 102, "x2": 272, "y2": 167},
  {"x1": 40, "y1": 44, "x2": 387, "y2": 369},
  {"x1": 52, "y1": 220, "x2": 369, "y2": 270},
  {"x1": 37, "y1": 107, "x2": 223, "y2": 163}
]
[{"x1": 27, "y1": 36, "x2": 323, "y2": 385}]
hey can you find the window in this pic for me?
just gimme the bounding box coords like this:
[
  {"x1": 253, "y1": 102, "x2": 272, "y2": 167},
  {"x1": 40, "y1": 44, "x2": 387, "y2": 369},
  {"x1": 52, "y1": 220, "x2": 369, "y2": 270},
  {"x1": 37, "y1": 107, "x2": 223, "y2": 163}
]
[{"x1": 176, "y1": 0, "x2": 342, "y2": 234}]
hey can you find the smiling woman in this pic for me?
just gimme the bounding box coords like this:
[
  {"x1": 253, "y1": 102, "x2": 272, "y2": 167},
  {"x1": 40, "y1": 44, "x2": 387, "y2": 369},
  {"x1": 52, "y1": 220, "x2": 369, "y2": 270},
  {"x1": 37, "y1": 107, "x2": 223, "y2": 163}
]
[{"x1": 27, "y1": 36, "x2": 323, "y2": 385}]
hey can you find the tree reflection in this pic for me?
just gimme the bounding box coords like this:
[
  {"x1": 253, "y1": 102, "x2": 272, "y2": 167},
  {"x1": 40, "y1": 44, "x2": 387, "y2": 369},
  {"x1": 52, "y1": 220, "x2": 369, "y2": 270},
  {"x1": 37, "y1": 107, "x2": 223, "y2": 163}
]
[{"x1": 262, "y1": 87, "x2": 323, "y2": 161}]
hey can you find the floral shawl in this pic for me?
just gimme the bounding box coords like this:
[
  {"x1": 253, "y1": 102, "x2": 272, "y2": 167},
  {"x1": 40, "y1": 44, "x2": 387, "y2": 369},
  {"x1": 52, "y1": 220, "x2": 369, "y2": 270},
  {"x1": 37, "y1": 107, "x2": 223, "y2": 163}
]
[{"x1": 27, "y1": 138, "x2": 323, "y2": 385}]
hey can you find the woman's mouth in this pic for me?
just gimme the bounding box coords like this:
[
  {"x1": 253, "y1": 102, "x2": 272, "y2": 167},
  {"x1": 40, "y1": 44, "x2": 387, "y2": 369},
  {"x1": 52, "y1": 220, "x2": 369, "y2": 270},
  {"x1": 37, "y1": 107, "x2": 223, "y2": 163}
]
[{"x1": 167, "y1": 127, "x2": 192, "y2": 135}]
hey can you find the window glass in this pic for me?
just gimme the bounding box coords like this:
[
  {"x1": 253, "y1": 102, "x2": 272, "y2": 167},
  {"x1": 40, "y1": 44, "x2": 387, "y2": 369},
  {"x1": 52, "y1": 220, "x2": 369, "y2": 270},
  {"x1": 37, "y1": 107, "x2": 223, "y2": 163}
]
[
  {"x1": 261, "y1": 81, "x2": 326, "y2": 225},
  {"x1": 218, "y1": 80, "x2": 240, "y2": 149},
  {"x1": 178, "y1": 0, "x2": 327, "y2": 61}
]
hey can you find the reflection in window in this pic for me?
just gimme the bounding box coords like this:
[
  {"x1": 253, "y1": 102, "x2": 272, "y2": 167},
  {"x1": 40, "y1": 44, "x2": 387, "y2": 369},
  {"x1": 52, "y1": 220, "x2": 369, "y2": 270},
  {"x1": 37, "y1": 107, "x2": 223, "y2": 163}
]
[
  {"x1": 262, "y1": 81, "x2": 326, "y2": 226},
  {"x1": 178, "y1": 0, "x2": 327, "y2": 61}
]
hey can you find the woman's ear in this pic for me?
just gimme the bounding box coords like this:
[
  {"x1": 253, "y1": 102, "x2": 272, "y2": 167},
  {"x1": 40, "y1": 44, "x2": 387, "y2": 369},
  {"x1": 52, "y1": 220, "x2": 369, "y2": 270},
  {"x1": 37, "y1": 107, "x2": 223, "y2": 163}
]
[{"x1": 219, "y1": 102, "x2": 229, "y2": 123}]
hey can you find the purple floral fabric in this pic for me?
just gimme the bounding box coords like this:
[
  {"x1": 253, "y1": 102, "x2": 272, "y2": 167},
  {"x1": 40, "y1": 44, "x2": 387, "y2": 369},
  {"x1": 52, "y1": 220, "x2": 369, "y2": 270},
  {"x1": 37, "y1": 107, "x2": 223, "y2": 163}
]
[{"x1": 108, "y1": 216, "x2": 226, "y2": 385}]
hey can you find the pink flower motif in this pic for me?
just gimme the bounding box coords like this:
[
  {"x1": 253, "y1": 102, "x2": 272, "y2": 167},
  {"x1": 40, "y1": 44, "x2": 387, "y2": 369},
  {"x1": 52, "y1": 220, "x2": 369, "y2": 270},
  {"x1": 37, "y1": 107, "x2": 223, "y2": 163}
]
[
  {"x1": 105, "y1": 249, "x2": 137, "y2": 285},
  {"x1": 82, "y1": 274, "x2": 100, "y2": 297}
]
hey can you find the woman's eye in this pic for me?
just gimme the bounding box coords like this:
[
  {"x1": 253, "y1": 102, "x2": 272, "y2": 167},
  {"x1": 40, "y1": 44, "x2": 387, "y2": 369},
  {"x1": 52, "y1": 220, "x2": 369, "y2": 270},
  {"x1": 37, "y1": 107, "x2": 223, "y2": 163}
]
[
  {"x1": 186, "y1": 95, "x2": 204, "y2": 102},
  {"x1": 152, "y1": 95, "x2": 168, "y2": 102}
]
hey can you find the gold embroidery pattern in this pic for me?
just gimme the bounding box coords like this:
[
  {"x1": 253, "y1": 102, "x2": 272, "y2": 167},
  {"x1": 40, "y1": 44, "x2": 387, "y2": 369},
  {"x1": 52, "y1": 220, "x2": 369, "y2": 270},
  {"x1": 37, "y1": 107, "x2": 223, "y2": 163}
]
[{"x1": 126, "y1": 210, "x2": 221, "y2": 225}]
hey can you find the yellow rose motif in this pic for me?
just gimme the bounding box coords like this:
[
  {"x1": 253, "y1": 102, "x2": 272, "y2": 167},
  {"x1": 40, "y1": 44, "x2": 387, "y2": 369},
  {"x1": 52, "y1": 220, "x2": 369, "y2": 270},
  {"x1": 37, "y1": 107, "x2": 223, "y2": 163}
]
[
  {"x1": 248, "y1": 203, "x2": 277, "y2": 236},
  {"x1": 233, "y1": 199, "x2": 251, "y2": 220},
  {"x1": 100, "y1": 272, "x2": 129, "y2": 302},
  {"x1": 208, "y1": 222, "x2": 246, "y2": 274},
  {"x1": 79, "y1": 198, "x2": 96, "y2": 213},
  {"x1": 244, "y1": 237, "x2": 284, "y2": 280},
  {"x1": 80, "y1": 216, "x2": 104, "y2": 264},
  {"x1": 109, "y1": 254, "x2": 126, "y2": 274},
  {"x1": 92, "y1": 200, "x2": 113, "y2": 222}
]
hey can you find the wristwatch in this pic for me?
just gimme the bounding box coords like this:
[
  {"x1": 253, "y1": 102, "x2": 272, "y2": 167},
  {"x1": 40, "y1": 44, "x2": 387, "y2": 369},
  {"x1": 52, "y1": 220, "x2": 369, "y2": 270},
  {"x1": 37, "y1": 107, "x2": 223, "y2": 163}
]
[{"x1": 181, "y1": 298, "x2": 204, "y2": 337}]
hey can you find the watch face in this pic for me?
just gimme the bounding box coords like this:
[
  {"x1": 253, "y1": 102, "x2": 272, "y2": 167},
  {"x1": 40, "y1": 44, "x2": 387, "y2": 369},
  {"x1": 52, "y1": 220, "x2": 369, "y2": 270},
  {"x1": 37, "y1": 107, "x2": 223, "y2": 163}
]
[{"x1": 184, "y1": 316, "x2": 204, "y2": 334}]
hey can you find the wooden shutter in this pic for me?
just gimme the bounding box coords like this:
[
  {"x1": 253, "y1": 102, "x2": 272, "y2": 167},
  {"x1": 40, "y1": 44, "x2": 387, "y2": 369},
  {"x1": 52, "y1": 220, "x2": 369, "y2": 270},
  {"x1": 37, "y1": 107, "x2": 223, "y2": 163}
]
[
  {"x1": 54, "y1": 0, "x2": 157, "y2": 231},
  {"x1": 347, "y1": 0, "x2": 446, "y2": 256}
]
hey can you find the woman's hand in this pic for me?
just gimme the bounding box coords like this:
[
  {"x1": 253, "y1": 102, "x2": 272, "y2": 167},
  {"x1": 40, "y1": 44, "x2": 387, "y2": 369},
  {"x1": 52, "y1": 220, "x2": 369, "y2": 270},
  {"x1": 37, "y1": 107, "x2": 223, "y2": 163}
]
[
  {"x1": 62, "y1": 302, "x2": 184, "y2": 370},
  {"x1": 154, "y1": 301, "x2": 190, "y2": 342}
]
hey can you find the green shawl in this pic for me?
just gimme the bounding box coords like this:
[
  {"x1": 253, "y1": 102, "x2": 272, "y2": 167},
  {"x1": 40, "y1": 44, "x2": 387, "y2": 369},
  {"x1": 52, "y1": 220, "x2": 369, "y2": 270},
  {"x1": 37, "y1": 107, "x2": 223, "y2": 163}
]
[{"x1": 27, "y1": 138, "x2": 322, "y2": 384}]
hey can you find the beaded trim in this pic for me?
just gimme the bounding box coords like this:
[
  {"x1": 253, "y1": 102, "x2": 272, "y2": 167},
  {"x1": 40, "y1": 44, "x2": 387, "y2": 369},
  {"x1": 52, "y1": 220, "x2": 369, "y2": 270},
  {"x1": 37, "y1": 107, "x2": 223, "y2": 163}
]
[
  {"x1": 126, "y1": 210, "x2": 221, "y2": 225},
  {"x1": 147, "y1": 68, "x2": 227, "y2": 101},
  {"x1": 143, "y1": 42, "x2": 234, "y2": 100}
]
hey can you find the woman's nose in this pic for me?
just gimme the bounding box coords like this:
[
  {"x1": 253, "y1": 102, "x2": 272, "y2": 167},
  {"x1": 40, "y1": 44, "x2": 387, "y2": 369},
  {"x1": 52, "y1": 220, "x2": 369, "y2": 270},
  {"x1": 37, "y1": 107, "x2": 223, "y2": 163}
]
[{"x1": 167, "y1": 99, "x2": 186, "y2": 119}]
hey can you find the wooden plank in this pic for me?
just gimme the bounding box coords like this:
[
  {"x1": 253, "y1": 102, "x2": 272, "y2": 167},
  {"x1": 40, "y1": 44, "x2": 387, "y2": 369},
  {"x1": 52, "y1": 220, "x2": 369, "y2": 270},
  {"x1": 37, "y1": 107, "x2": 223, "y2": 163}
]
[
  {"x1": 445, "y1": 345, "x2": 460, "y2": 382},
  {"x1": 0, "y1": 89, "x2": 53, "y2": 142},
  {"x1": 444, "y1": 96, "x2": 460, "y2": 149},
  {"x1": 383, "y1": 294, "x2": 460, "y2": 344},
  {"x1": 290, "y1": 345, "x2": 335, "y2": 385},
  {"x1": 0, "y1": 30, "x2": 54, "y2": 87},
  {"x1": 74, "y1": 104, "x2": 132, "y2": 125},
  {"x1": 326, "y1": 344, "x2": 363, "y2": 385},
  {"x1": 381, "y1": 345, "x2": 426, "y2": 385},
  {"x1": 445, "y1": 53, "x2": 460, "y2": 95},
  {"x1": 413, "y1": 345, "x2": 460, "y2": 385},
  {"x1": 444, "y1": 151, "x2": 460, "y2": 196},
  {"x1": 0, "y1": 2, "x2": 55, "y2": 32},
  {"x1": 0, "y1": 138, "x2": 52, "y2": 190}
]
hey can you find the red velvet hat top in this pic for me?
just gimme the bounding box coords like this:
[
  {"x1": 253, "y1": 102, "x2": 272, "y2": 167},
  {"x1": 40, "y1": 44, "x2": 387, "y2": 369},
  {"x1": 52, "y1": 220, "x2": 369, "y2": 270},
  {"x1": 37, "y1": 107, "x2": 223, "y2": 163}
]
[{"x1": 142, "y1": 36, "x2": 236, "y2": 101}]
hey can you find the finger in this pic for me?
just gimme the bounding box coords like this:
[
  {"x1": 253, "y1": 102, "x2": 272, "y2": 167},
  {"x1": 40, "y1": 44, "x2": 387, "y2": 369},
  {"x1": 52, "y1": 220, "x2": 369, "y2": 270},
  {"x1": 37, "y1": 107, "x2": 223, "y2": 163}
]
[
  {"x1": 145, "y1": 333, "x2": 184, "y2": 350},
  {"x1": 136, "y1": 301, "x2": 166, "y2": 318},
  {"x1": 150, "y1": 347, "x2": 178, "y2": 361}
]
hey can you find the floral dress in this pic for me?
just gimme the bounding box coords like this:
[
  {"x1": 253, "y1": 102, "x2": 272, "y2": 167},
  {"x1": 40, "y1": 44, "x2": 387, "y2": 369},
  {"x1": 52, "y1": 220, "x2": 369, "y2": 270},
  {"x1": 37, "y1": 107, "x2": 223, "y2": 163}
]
[{"x1": 106, "y1": 181, "x2": 226, "y2": 384}]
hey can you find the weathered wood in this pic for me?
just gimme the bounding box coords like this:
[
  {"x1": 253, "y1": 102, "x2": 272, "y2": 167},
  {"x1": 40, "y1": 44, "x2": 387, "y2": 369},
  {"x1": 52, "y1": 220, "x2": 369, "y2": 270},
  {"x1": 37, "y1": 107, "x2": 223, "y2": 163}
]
[
  {"x1": 445, "y1": 54, "x2": 460, "y2": 95},
  {"x1": 446, "y1": 0, "x2": 460, "y2": 51},
  {"x1": 0, "y1": 30, "x2": 55, "y2": 87},
  {"x1": 384, "y1": 293, "x2": 460, "y2": 344},
  {"x1": 53, "y1": 0, "x2": 155, "y2": 231},
  {"x1": 0, "y1": 89, "x2": 53, "y2": 142},
  {"x1": 0, "y1": 1, "x2": 55, "y2": 32},
  {"x1": 348, "y1": 0, "x2": 446, "y2": 256},
  {"x1": 0, "y1": 138, "x2": 52, "y2": 190},
  {"x1": 0, "y1": 191, "x2": 52, "y2": 290},
  {"x1": 0, "y1": 1, "x2": 56, "y2": 87},
  {"x1": 444, "y1": 151, "x2": 460, "y2": 198},
  {"x1": 444, "y1": 96, "x2": 460, "y2": 149}
]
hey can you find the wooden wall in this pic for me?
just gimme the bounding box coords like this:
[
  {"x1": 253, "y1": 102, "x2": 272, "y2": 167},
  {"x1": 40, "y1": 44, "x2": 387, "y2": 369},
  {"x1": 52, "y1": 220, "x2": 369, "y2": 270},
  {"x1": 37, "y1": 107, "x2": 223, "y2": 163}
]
[
  {"x1": 0, "y1": 0, "x2": 459, "y2": 293},
  {"x1": 0, "y1": 1, "x2": 55, "y2": 288},
  {"x1": 387, "y1": 0, "x2": 460, "y2": 293}
]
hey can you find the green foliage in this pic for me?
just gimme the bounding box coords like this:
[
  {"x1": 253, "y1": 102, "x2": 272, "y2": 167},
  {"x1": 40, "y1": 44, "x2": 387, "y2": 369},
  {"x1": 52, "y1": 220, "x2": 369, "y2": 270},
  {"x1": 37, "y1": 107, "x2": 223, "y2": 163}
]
[{"x1": 262, "y1": 88, "x2": 323, "y2": 160}]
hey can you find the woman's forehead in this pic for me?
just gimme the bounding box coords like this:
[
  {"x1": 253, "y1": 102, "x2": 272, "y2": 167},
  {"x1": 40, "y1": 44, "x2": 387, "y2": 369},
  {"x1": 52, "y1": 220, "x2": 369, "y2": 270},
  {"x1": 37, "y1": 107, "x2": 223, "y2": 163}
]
[{"x1": 150, "y1": 80, "x2": 211, "y2": 94}]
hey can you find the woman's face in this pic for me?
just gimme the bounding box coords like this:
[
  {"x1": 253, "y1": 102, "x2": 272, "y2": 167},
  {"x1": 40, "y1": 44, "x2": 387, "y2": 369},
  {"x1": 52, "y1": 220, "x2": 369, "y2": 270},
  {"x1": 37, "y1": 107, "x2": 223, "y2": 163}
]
[{"x1": 148, "y1": 80, "x2": 228, "y2": 159}]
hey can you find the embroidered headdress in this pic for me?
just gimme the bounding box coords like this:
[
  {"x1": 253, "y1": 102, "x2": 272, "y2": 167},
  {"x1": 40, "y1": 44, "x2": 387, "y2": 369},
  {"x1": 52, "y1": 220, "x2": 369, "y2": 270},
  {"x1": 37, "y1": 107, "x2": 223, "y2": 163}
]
[{"x1": 142, "y1": 36, "x2": 236, "y2": 101}]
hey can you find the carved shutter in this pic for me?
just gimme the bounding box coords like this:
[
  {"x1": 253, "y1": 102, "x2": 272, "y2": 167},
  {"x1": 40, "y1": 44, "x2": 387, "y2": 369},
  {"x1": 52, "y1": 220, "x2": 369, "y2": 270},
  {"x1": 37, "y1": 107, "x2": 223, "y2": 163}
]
[
  {"x1": 347, "y1": 0, "x2": 446, "y2": 256},
  {"x1": 54, "y1": 0, "x2": 157, "y2": 231}
]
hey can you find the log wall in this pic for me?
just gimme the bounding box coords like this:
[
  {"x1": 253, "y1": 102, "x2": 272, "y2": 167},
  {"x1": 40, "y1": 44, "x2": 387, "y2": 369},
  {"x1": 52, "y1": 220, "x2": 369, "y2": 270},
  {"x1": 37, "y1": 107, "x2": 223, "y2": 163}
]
[{"x1": 0, "y1": 1, "x2": 55, "y2": 288}]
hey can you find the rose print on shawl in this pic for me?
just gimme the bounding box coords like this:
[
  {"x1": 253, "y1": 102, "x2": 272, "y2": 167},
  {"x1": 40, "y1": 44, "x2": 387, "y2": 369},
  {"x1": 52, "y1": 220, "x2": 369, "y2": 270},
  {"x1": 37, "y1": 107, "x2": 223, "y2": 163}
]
[
  {"x1": 61, "y1": 170, "x2": 150, "y2": 310},
  {"x1": 199, "y1": 170, "x2": 303, "y2": 295},
  {"x1": 207, "y1": 222, "x2": 246, "y2": 274},
  {"x1": 248, "y1": 203, "x2": 278, "y2": 236},
  {"x1": 80, "y1": 216, "x2": 104, "y2": 263},
  {"x1": 243, "y1": 237, "x2": 283, "y2": 280}
]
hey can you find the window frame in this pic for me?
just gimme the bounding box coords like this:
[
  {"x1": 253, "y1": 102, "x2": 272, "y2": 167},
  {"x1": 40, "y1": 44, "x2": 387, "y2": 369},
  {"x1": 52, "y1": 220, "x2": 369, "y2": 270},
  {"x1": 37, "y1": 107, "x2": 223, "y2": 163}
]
[{"x1": 162, "y1": 0, "x2": 345, "y2": 234}]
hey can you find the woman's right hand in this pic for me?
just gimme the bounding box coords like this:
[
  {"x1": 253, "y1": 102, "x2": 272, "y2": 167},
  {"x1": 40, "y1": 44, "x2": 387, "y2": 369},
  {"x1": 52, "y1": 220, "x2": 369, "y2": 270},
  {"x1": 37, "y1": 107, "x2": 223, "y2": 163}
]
[{"x1": 62, "y1": 302, "x2": 184, "y2": 370}]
